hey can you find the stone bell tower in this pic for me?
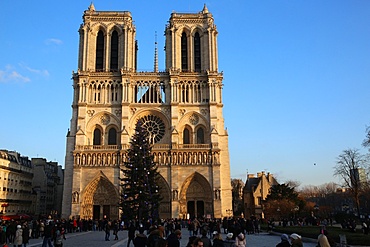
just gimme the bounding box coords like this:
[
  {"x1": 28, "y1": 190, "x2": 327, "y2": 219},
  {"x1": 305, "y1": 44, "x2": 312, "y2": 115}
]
[{"x1": 62, "y1": 4, "x2": 232, "y2": 220}]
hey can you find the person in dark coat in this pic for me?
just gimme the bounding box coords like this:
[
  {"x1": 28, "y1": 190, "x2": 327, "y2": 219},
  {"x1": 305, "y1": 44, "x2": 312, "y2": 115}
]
[
  {"x1": 200, "y1": 229, "x2": 212, "y2": 247},
  {"x1": 223, "y1": 233, "x2": 235, "y2": 247},
  {"x1": 212, "y1": 232, "x2": 224, "y2": 247},
  {"x1": 42, "y1": 221, "x2": 54, "y2": 247},
  {"x1": 276, "y1": 234, "x2": 291, "y2": 247},
  {"x1": 167, "y1": 229, "x2": 181, "y2": 247},
  {"x1": 127, "y1": 221, "x2": 136, "y2": 247},
  {"x1": 134, "y1": 228, "x2": 148, "y2": 247},
  {"x1": 22, "y1": 223, "x2": 30, "y2": 246},
  {"x1": 105, "y1": 221, "x2": 111, "y2": 241}
]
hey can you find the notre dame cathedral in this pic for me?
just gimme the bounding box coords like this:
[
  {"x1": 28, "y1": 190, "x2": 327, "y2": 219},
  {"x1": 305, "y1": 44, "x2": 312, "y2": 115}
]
[{"x1": 62, "y1": 3, "x2": 232, "y2": 220}]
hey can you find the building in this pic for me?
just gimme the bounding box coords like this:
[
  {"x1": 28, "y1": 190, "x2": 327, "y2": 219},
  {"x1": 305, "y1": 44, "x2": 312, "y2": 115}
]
[
  {"x1": 32, "y1": 158, "x2": 64, "y2": 218},
  {"x1": 243, "y1": 171, "x2": 278, "y2": 219},
  {"x1": 62, "y1": 4, "x2": 232, "y2": 220},
  {"x1": 0, "y1": 150, "x2": 35, "y2": 217}
]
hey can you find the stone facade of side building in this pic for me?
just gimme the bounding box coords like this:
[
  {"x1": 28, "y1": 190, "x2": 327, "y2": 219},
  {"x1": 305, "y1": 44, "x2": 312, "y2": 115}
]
[
  {"x1": 0, "y1": 150, "x2": 35, "y2": 217},
  {"x1": 243, "y1": 171, "x2": 278, "y2": 219},
  {"x1": 62, "y1": 4, "x2": 232, "y2": 220}
]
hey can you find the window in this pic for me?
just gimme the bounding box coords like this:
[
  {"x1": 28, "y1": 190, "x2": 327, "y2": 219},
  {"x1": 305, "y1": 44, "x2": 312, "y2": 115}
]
[
  {"x1": 108, "y1": 128, "x2": 117, "y2": 145},
  {"x1": 93, "y1": 128, "x2": 102, "y2": 145},
  {"x1": 110, "y1": 31, "x2": 118, "y2": 70},
  {"x1": 181, "y1": 32, "x2": 188, "y2": 71},
  {"x1": 194, "y1": 32, "x2": 201, "y2": 72},
  {"x1": 95, "y1": 30, "x2": 104, "y2": 71},
  {"x1": 183, "y1": 128, "x2": 190, "y2": 144},
  {"x1": 196, "y1": 128, "x2": 205, "y2": 144}
]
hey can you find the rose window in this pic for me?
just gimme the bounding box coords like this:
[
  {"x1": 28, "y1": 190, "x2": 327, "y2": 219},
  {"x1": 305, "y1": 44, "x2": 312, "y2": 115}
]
[{"x1": 140, "y1": 115, "x2": 165, "y2": 143}]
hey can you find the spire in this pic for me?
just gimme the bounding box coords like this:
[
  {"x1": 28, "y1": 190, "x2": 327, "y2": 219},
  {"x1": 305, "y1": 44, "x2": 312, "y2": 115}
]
[
  {"x1": 154, "y1": 31, "x2": 158, "y2": 73},
  {"x1": 88, "y1": 2, "x2": 95, "y2": 12},
  {"x1": 202, "y1": 4, "x2": 209, "y2": 14}
]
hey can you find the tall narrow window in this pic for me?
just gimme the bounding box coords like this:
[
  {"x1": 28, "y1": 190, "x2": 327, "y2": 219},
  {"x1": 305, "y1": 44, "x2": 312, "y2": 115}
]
[
  {"x1": 108, "y1": 128, "x2": 117, "y2": 145},
  {"x1": 194, "y1": 32, "x2": 201, "y2": 72},
  {"x1": 93, "y1": 128, "x2": 102, "y2": 145},
  {"x1": 181, "y1": 32, "x2": 188, "y2": 71},
  {"x1": 183, "y1": 128, "x2": 190, "y2": 144},
  {"x1": 196, "y1": 128, "x2": 205, "y2": 144},
  {"x1": 95, "y1": 30, "x2": 104, "y2": 71},
  {"x1": 110, "y1": 31, "x2": 118, "y2": 71}
]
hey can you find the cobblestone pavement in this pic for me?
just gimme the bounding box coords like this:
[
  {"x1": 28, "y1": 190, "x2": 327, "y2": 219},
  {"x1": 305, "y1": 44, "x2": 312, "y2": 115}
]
[{"x1": 26, "y1": 228, "x2": 317, "y2": 247}]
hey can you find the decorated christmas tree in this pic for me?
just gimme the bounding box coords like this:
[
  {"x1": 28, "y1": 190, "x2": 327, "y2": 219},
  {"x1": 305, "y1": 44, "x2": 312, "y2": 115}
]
[{"x1": 119, "y1": 120, "x2": 162, "y2": 222}]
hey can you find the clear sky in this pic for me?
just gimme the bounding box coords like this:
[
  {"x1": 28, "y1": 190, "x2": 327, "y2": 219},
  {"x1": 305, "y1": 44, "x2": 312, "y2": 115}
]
[{"x1": 1, "y1": 0, "x2": 370, "y2": 187}]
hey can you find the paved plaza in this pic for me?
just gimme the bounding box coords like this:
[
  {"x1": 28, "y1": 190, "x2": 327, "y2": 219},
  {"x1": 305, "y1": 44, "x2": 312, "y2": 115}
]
[{"x1": 26, "y1": 228, "x2": 317, "y2": 247}]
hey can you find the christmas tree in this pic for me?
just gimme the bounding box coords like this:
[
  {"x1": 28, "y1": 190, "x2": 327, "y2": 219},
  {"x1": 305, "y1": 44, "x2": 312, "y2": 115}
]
[{"x1": 119, "y1": 120, "x2": 162, "y2": 222}]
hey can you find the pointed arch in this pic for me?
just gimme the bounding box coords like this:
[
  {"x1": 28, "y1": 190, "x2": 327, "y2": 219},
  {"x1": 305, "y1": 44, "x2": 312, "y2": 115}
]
[
  {"x1": 95, "y1": 30, "x2": 105, "y2": 71},
  {"x1": 179, "y1": 172, "x2": 213, "y2": 218},
  {"x1": 196, "y1": 126, "x2": 205, "y2": 144},
  {"x1": 181, "y1": 32, "x2": 188, "y2": 71},
  {"x1": 157, "y1": 175, "x2": 171, "y2": 219},
  {"x1": 110, "y1": 30, "x2": 119, "y2": 71},
  {"x1": 107, "y1": 126, "x2": 118, "y2": 145},
  {"x1": 81, "y1": 171, "x2": 119, "y2": 219},
  {"x1": 183, "y1": 125, "x2": 192, "y2": 144},
  {"x1": 93, "y1": 126, "x2": 103, "y2": 145},
  {"x1": 194, "y1": 31, "x2": 201, "y2": 72}
]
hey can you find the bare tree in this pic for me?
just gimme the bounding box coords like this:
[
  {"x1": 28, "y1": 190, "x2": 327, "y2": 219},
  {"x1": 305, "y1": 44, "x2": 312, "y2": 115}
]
[
  {"x1": 231, "y1": 179, "x2": 245, "y2": 216},
  {"x1": 334, "y1": 148, "x2": 369, "y2": 217}
]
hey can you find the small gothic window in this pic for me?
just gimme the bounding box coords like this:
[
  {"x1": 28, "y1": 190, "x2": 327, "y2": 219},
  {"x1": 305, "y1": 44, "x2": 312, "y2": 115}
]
[
  {"x1": 181, "y1": 32, "x2": 188, "y2": 71},
  {"x1": 108, "y1": 128, "x2": 117, "y2": 145},
  {"x1": 183, "y1": 128, "x2": 190, "y2": 144},
  {"x1": 196, "y1": 127, "x2": 205, "y2": 144},
  {"x1": 95, "y1": 30, "x2": 104, "y2": 71},
  {"x1": 194, "y1": 32, "x2": 201, "y2": 72},
  {"x1": 110, "y1": 31, "x2": 118, "y2": 71},
  {"x1": 93, "y1": 128, "x2": 102, "y2": 145}
]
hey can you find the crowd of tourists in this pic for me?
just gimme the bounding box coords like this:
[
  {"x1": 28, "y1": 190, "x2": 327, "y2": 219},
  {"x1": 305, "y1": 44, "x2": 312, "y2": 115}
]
[{"x1": 0, "y1": 216, "x2": 66, "y2": 247}]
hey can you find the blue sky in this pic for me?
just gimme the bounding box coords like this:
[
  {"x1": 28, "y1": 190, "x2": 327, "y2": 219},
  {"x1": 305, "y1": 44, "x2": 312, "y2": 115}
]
[{"x1": 1, "y1": 0, "x2": 370, "y2": 187}]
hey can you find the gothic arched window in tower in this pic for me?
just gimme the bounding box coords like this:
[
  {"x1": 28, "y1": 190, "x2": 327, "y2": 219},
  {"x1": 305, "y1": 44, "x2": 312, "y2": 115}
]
[
  {"x1": 108, "y1": 127, "x2": 117, "y2": 145},
  {"x1": 93, "y1": 128, "x2": 102, "y2": 145},
  {"x1": 194, "y1": 32, "x2": 201, "y2": 72},
  {"x1": 95, "y1": 30, "x2": 104, "y2": 71},
  {"x1": 140, "y1": 115, "x2": 165, "y2": 144},
  {"x1": 183, "y1": 127, "x2": 191, "y2": 144},
  {"x1": 181, "y1": 32, "x2": 188, "y2": 71},
  {"x1": 110, "y1": 30, "x2": 119, "y2": 71},
  {"x1": 196, "y1": 127, "x2": 205, "y2": 144}
]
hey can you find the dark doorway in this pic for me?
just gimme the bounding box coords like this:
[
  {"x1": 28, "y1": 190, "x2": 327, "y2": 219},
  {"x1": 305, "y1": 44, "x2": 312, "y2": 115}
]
[
  {"x1": 197, "y1": 201, "x2": 204, "y2": 218},
  {"x1": 187, "y1": 201, "x2": 195, "y2": 218},
  {"x1": 103, "y1": 205, "x2": 110, "y2": 219},
  {"x1": 93, "y1": 205, "x2": 100, "y2": 220}
]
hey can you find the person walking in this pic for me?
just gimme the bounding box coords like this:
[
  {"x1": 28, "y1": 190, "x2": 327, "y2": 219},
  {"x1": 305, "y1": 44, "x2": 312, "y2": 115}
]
[
  {"x1": 200, "y1": 229, "x2": 212, "y2": 247},
  {"x1": 105, "y1": 221, "x2": 111, "y2": 241},
  {"x1": 127, "y1": 221, "x2": 136, "y2": 247},
  {"x1": 290, "y1": 233, "x2": 303, "y2": 247},
  {"x1": 276, "y1": 234, "x2": 291, "y2": 247},
  {"x1": 223, "y1": 233, "x2": 236, "y2": 247},
  {"x1": 212, "y1": 232, "x2": 224, "y2": 247},
  {"x1": 134, "y1": 228, "x2": 147, "y2": 247},
  {"x1": 41, "y1": 221, "x2": 54, "y2": 247},
  {"x1": 235, "y1": 233, "x2": 245, "y2": 247},
  {"x1": 167, "y1": 229, "x2": 182, "y2": 247},
  {"x1": 14, "y1": 225, "x2": 23, "y2": 247},
  {"x1": 22, "y1": 223, "x2": 30, "y2": 247}
]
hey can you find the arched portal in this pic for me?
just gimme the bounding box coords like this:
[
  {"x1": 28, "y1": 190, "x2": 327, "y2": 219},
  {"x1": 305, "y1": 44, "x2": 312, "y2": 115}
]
[
  {"x1": 157, "y1": 175, "x2": 171, "y2": 219},
  {"x1": 81, "y1": 171, "x2": 119, "y2": 220},
  {"x1": 179, "y1": 172, "x2": 213, "y2": 219}
]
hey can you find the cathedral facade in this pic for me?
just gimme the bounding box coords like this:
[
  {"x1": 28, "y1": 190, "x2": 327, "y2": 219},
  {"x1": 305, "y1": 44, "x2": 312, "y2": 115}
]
[{"x1": 62, "y1": 4, "x2": 232, "y2": 220}]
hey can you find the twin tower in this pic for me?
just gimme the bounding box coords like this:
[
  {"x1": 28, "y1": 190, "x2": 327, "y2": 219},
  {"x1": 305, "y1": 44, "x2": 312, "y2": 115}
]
[{"x1": 62, "y1": 4, "x2": 232, "y2": 220}]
